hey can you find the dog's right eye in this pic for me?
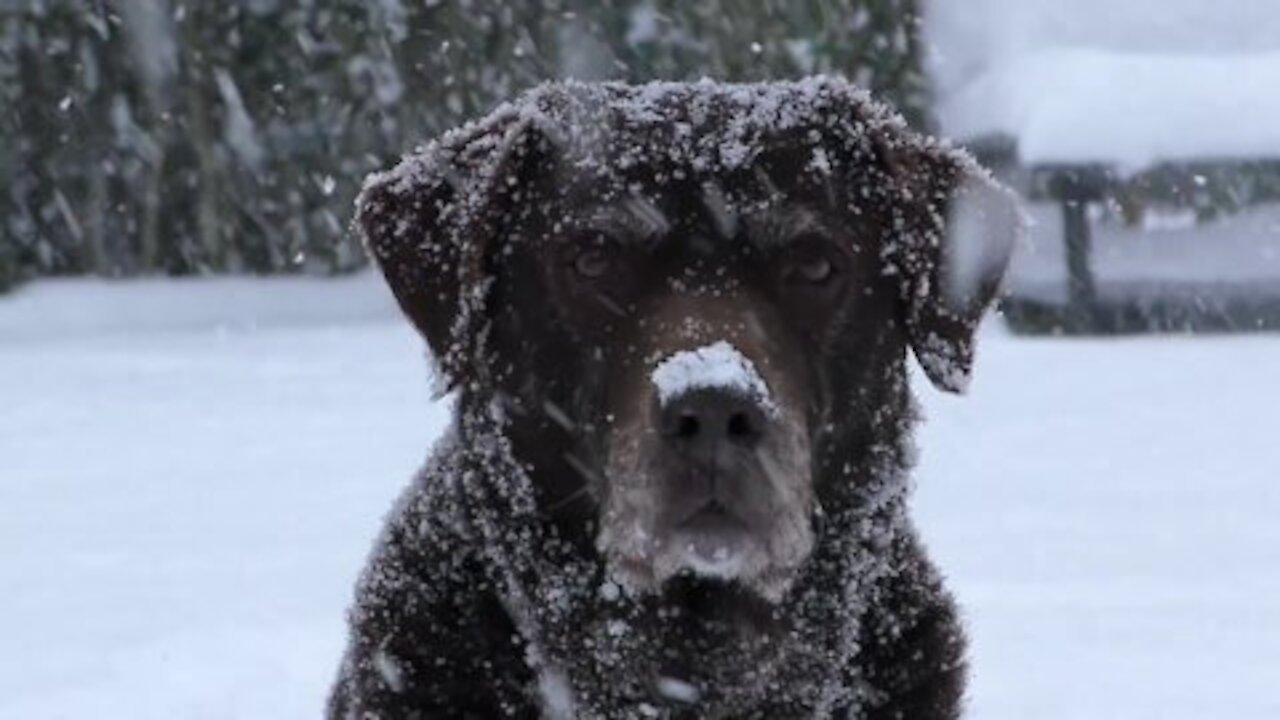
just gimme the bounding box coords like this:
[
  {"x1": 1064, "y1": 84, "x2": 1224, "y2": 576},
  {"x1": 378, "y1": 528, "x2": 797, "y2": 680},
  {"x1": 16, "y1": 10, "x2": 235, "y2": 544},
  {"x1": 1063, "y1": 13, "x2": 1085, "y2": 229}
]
[
  {"x1": 778, "y1": 240, "x2": 843, "y2": 288},
  {"x1": 784, "y1": 254, "x2": 833, "y2": 284}
]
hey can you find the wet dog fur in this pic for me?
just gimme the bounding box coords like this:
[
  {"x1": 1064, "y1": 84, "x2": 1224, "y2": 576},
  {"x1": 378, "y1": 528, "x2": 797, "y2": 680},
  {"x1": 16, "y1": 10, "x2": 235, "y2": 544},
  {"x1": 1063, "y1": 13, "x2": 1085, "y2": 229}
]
[{"x1": 328, "y1": 79, "x2": 1018, "y2": 719}]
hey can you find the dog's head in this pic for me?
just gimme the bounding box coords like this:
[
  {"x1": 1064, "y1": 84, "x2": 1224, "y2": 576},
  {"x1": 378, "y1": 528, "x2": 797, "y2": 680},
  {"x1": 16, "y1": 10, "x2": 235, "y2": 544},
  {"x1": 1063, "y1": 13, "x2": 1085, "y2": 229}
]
[{"x1": 359, "y1": 80, "x2": 1019, "y2": 600}]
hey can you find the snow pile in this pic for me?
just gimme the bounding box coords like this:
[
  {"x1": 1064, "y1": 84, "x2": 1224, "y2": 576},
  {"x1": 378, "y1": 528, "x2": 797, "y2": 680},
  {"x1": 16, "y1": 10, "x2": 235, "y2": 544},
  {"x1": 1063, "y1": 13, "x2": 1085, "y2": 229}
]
[
  {"x1": 926, "y1": 0, "x2": 1280, "y2": 168},
  {"x1": 650, "y1": 341, "x2": 778, "y2": 416}
]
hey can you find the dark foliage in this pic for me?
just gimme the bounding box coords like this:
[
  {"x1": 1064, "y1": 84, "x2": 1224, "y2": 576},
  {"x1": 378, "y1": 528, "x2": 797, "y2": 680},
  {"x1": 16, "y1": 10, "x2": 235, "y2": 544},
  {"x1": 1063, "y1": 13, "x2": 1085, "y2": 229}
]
[{"x1": 0, "y1": 0, "x2": 926, "y2": 290}]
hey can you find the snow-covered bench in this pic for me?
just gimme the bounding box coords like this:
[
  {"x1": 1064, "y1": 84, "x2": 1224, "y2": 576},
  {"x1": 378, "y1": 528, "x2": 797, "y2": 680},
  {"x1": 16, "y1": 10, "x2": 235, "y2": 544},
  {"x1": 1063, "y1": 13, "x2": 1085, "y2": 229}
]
[{"x1": 924, "y1": 0, "x2": 1280, "y2": 332}]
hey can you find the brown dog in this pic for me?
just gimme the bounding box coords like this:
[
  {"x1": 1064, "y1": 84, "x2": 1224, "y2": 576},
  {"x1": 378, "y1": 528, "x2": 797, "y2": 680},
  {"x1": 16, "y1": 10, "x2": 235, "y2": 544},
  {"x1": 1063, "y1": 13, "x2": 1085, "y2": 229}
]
[{"x1": 330, "y1": 78, "x2": 1019, "y2": 719}]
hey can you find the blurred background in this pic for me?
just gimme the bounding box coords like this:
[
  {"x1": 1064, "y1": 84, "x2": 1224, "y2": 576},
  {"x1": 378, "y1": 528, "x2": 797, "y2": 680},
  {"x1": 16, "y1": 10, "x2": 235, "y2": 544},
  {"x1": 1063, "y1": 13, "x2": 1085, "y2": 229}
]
[
  {"x1": 0, "y1": 0, "x2": 927, "y2": 286},
  {"x1": 2, "y1": 2, "x2": 1278, "y2": 719},
  {"x1": 5, "y1": 0, "x2": 1280, "y2": 333}
]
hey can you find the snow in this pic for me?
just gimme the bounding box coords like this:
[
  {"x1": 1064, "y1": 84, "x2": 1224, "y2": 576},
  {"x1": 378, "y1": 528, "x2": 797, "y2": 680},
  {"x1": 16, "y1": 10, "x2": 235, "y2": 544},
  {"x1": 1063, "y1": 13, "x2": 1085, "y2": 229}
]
[
  {"x1": 655, "y1": 675, "x2": 701, "y2": 704},
  {"x1": 0, "y1": 274, "x2": 438, "y2": 719},
  {"x1": 650, "y1": 340, "x2": 777, "y2": 416},
  {"x1": 537, "y1": 665, "x2": 576, "y2": 720},
  {"x1": 944, "y1": 175, "x2": 1024, "y2": 311},
  {"x1": 926, "y1": 0, "x2": 1280, "y2": 168},
  {"x1": 213, "y1": 68, "x2": 265, "y2": 169},
  {"x1": 3, "y1": 276, "x2": 1279, "y2": 718}
]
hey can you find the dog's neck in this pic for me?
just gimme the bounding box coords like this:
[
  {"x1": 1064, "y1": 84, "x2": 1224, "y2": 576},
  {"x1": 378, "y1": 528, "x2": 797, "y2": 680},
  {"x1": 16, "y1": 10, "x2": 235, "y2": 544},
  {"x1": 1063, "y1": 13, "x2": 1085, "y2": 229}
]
[
  {"x1": 495, "y1": 402, "x2": 602, "y2": 550},
  {"x1": 450, "y1": 369, "x2": 919, "y2": 715}
]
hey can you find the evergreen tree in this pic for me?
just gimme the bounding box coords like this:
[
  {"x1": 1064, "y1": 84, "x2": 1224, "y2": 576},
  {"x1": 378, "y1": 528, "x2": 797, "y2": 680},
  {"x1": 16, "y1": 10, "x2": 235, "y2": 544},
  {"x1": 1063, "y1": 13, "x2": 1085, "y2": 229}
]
[{"x1": 0, "y1": 0, "x2": 927, "y2": 288}]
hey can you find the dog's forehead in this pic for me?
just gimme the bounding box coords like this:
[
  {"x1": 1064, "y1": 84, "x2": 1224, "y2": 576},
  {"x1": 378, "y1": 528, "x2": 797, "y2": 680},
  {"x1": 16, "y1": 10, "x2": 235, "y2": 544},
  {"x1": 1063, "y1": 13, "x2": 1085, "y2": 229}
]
[
  {"x1": 537, "y1": 135, "x2": 842, "y2": 246},
  {"x1": 529, "y1": 78, "x2": 882, "y2": 169},
  {"x1": 526, "y1": 81, "x2": 879, "y2": 201},
  {"x1": 564, "y1": 184, "x2": 832, "y2": 253},
  {"x1": 507, "y1": 80, "x2": 920, "y2": 262},
  {"x1": 550, "y1": 124, "x2": 843, "y2": 213}
]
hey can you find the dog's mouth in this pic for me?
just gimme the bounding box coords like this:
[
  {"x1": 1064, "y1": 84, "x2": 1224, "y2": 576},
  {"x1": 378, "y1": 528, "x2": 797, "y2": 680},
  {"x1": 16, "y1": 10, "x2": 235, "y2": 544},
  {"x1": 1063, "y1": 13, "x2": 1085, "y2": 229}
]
[
  {"x1": 599, "y1": 397, "x2": 816, "y2": 601},
  {"x1": 670, "y1": 501, "x2": 758, "y2": 578}
]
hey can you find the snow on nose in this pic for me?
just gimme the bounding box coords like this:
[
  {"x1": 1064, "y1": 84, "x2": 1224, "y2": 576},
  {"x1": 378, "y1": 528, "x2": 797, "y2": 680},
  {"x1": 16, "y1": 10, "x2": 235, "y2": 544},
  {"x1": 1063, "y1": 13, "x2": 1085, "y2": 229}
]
[{"x1": 650, "y1": 340, "x2": 778, "y2": 418}]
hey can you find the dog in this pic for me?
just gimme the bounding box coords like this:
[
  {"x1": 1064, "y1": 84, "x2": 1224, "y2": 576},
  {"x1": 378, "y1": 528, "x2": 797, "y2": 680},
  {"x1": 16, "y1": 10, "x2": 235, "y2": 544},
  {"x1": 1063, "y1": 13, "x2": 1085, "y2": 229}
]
[{"x1": 329, "y1": 78, "x2": 1019, "y2": 719}]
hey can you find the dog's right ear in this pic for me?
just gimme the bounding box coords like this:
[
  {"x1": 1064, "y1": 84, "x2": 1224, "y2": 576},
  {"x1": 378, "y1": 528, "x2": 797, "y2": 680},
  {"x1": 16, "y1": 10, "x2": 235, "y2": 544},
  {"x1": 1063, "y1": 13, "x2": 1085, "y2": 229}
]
[
  {"x1": 356, "y1": 112, "x2": 544, "y2": 391},
  {"x1": 875, "y1": 140, "x2": 1021, "y2": 394}
]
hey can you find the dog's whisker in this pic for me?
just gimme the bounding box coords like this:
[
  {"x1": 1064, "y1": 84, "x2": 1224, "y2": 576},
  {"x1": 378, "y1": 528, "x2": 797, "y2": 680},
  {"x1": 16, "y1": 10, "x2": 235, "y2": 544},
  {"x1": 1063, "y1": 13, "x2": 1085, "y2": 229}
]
[
  {"x1": 822, "y1": 172, "x2": 839, "y2": 209},
  {"x1": 563, "y1": 451, "x2": 604, "y2": 488},
  {"x1": 622, "y1": 193, "x2": 671, "y2": 238},
  {"x1": 753, "y1": 444, "x2": 787, "y2": 493},
  {"x1": 541, "y1": 399, "x2": 576, "y2": 431},
  {"x1": 545, "y1": 481, "x2": 592, "y2": 513},
  {"x1": 753, "y1": 165, "x2": 780, "y2": 199},
  {"x1": 701, "y1": 180, "x2": 738, "y2": 238},
  {"x1": 593, "y1": 291, "x2": 629, "y2": 318}
]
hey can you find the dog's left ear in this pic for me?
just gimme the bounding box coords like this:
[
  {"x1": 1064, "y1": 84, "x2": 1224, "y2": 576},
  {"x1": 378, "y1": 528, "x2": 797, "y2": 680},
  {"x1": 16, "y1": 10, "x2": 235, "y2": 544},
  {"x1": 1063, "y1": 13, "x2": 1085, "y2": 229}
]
[{"x1": 876, "y1": 134, "x2": 1022, "y2": 393}]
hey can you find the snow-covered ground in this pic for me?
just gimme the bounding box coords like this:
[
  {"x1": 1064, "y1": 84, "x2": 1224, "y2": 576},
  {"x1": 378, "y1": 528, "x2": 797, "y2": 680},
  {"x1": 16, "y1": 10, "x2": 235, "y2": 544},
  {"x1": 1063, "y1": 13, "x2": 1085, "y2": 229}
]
[{"x1": 2, "y1": 275, "x2": 1278, "y2": 719}]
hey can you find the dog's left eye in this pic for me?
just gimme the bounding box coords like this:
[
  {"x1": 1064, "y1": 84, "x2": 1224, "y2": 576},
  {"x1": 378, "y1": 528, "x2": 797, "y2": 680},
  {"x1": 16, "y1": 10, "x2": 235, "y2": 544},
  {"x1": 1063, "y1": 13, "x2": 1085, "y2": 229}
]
[{"x1": 573, "y1": 247, "x2": 613, "y2": 280}]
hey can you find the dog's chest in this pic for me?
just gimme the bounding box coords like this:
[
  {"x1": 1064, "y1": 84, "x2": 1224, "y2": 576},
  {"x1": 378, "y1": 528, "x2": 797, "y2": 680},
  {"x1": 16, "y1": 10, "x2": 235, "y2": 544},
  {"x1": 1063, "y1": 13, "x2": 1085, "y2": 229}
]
[
  {"x1": 537, "y1": 663, "x2": 715, "y2": 719},
  {"x1": 518, "y1": 598, "x2": 856, "y2": 719}
]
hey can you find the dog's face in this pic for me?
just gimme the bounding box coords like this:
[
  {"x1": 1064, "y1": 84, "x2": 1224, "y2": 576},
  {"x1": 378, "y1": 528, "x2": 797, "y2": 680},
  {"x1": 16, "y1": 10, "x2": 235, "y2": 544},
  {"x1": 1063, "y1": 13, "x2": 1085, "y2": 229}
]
[
  {"x1": 509, "y1": 144, "x2": 899, "y2": 599},
  {"x1": 358, "y1": 81, "x2": 1019, "y2": 600}
]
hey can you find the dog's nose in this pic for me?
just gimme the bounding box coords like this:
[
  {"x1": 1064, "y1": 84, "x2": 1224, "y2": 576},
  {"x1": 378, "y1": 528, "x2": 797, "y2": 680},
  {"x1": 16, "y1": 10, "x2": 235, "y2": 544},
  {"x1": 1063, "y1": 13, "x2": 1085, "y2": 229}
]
[{"x1": 660, "y1": 389, "x2": 767, "y2": 455}]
